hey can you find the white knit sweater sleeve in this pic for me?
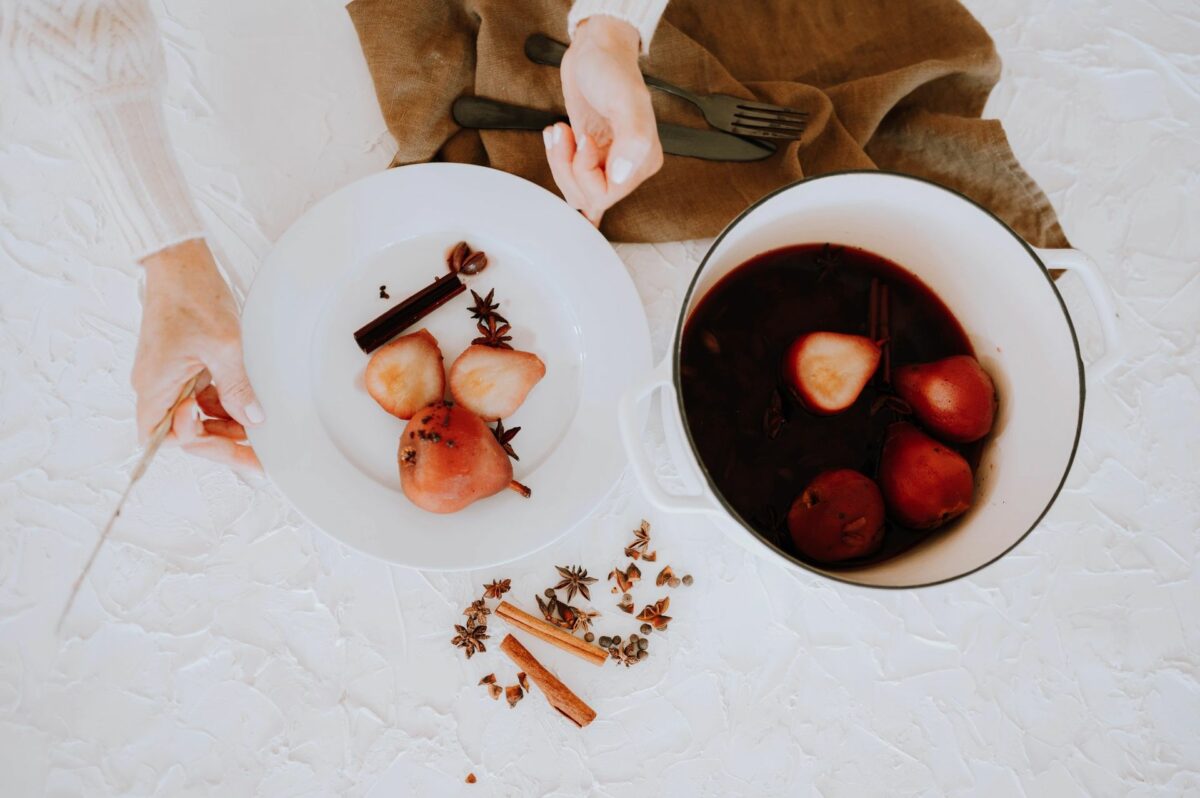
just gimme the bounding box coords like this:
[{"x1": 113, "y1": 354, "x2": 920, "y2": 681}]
[
  {"x1": 568, "y1": 0, "x2": 668, "y2": 55},
  {"x1": 4, "y1": 0, "x2": 205, "y2": 259}
]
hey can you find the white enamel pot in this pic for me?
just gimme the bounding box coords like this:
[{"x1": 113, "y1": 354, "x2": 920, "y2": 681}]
[{"x1": 619, "y1": 171, "x2": 1120, "y2": 588}]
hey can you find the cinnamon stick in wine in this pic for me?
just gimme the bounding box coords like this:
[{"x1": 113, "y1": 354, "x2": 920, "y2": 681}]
[
  {"x1": 354, "y1": 273, "x2": 464, "y2": 353},
  {"x1": 496, "y1": 601, "x2": 608, "y2": 666},
  {"x1": 499, "y1": 634, "x2": 597, "y2": 728}
]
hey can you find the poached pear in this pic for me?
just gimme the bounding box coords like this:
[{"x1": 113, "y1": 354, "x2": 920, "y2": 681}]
[
  {"x1": 878, "y1": 422, "x2": 973, "y2": 529},
  {"x1": 399, "y1": 400, "x2": 528, "y2": 513}
]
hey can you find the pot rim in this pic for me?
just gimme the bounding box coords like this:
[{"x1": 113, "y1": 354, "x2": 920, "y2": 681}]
[{"x1": 671, "y1": 169, "x2": 1086, "y2": 589}]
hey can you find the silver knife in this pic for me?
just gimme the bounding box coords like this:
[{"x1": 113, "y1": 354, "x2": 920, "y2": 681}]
[{"x1": 452, "y1": 97, "x2": 775, "y2": 162}]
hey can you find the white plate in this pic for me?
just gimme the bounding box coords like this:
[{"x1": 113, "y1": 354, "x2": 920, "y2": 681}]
[{"x1": 242, "y1": 164, "x2": 651, "y2": 570}]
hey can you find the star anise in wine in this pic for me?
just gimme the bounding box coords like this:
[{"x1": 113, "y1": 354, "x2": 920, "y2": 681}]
[
  {"x1": 636, "y1": 597, "x2": 672, "y2": 631},
  {"x1": 464, "y1": 598, "x2": 490, "y2": 625},
  {"x1": 483, "y1": 578, "x2": 511, "y2": 600},
  {"x1": 554, "y1": 565, "x2": 598, "y2": 603},
  {"x1": 624, "y1": 519, "x2": 655, "y2": 561},
  {"x1": 492, "y1": 420, "x2": 521, "y2": 461},
  {"x1": 815, "y1": 242, "x2": 844, "y2": 282},
  {"x1": 608, "y1": 562, "x2": 641, "y2": 594},
  {"x1": 452, "y1": 620, "x2": 489, "y2": 658},
  {"x1": 467, "y1": 288, "x2": 506, "y2": 324},
  {"x1": 473, "y1": 315, "x2": 513, "y2": 349}
]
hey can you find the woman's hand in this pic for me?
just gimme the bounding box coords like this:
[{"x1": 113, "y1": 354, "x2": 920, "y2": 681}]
[
  {"x1": 133, "y1": 238, "x2": 262, "y2": 471},
  {"x1": 545, "y1": 15, "x2": 663, "y2": 226}
]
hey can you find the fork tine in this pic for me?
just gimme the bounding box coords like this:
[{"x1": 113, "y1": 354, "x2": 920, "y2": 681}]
[
  {"x1": 731, "y1": 123, "x2": 803, "y2": 140},
  {"x1": 733, "y1": 112, "x2": 807, "y2": 131},
  {"x1": 735, "y1": 102, "x2": 809, "y2": 120}
]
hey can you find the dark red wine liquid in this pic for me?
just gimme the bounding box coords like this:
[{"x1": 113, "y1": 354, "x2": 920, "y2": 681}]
[{"x1": 679, "y1": 244, "x2": 983, "y2": 570}]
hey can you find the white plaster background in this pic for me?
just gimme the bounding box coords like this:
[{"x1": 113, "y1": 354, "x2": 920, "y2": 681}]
[{"x1": 1, "y1": 1, "x2": 1198, "y2": 795}]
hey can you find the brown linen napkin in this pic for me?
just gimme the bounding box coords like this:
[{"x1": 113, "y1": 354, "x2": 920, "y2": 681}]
[{"x1": 346, "y1": 0, "x2": 1068, "y2": 247}]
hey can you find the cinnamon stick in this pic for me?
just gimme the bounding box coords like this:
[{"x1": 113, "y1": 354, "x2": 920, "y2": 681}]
[
  {"x1": 499, "y1": 634, "x2": 597, "y2": 728},
  {"x1": 353, "y1": 273, "x2": 465, "y2": 353},
  {"x1": 495, "y1": 601, "x2": 608, "y2": 666}
]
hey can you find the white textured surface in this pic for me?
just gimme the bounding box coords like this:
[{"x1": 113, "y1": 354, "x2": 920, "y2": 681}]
[{"x1": 1, "y1": 1, "x2": 1198, "y2": 795}]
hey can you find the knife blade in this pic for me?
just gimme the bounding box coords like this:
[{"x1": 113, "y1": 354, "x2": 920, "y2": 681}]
[{"x1": 452, "y1": 96, "x2": 775, "y2": 162}]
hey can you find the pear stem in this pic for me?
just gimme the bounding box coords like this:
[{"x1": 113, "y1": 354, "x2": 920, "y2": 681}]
[{"x1": 508, "y1": 480, "x2": 532, "y2": 499}]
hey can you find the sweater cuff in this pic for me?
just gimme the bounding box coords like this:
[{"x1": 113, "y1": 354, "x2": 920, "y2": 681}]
[
  {"x1": 568, "y1": 0, "x2": 668, "y2": 55},
  {"x1": 63, "y1": 92, "x2": 206, "y2": 261}
]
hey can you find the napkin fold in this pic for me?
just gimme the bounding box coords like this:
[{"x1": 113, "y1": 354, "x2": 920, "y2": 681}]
[{"x1": 347, "y1": 0, "x2": 1068, "y2": 247}]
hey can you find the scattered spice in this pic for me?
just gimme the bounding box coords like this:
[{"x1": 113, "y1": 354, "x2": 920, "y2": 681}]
[
  {"x1": 467, "y1": 288, "x2": 506, "y2": 324},
  {"x1": 655, "y1": 565, "x2": 675, "y2": 587},
  {"x1": 447, "y1": 241, "x2": 470, "y2": 273},
  {"x1": 479, "y1": 674, "x2": 496, "y2": 685},
  {"x1": 473, "y1": 315, "x2": 513, "y2": 349},
  {"x1": 488, "y1": 683, "x2": 503, "y2": 700},
  {"x1": 554, "y1": 565, "x2": 598, "y2": 603},
  {"x1": 584, "y1": 632, "x2": 595, "y2": 643},
  {"x1": 464, "y1": 598, "x2": 491, "y2": 626},
  {"x1": 379, "y1": 285, "x2": 389, "y2": 299},
  {"x1": 668, "y1": 577, "x2": 681, "y2": 588},
  {"x1": 483, "y1": 578, "x2": 512, "y2": 600},
  {"x1": 492, "y1": 420, "x2": 521, "y2": 461},
  {"x1": 609, "y1": 563, "x2": 641, "y2": 594},
  {"x1": 624, "y1": 520, "x2": 655, "y2": 560},
  {"x1": 452, "y1": 620, "x2": 489, "y2": 658},
  {"x1": 505, "y1": 684, "x2": 524, "y2": 707},
  {"x1": 466, "y1": 773, "x2": 477, "y2": 784},
  {"x1": 517, "y1": 672, "x2": 530, "y2": 692},
  {"x1": 682, "y1": 574, "x2": 694, "y2": 586},
  {"x1": 617, "y1": 594, "x2": 634, "y2": 614},
  {"x1": 640, "y1": 623, "x2": 653, "y2": 635},
  {"x1": 636, "y1": 597, "x2": 672, "y2": 631},
  {"x1": 461, "y1": 250, "x2": 489, "y2": 276}
]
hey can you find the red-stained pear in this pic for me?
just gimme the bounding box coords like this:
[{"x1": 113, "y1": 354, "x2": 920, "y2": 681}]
[
  {"x1": 878, "y1": 422, "x2": 974, "y2": 529},
  {"x1": 894, "y1": 355, "x2": 996, "y2": 443},
  {"x1": 787, "y1": 468, "x2": 886, "y2": 563}
]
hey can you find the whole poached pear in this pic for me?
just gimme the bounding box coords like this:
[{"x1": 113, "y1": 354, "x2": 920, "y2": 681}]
[
  {"x1": 878, "y1": 422, "x2": 974, "y2": 529},
  {"x1": 894, "y1": 354, "x2": 996, "y2": 443},
  {"x1": 398, "y1": 400, "x2": 527, "y2": 513}
]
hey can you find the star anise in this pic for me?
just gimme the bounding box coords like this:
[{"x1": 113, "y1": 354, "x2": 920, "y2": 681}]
[
  {"x1": 467, "y1": 288, "x2": 507, "y2": 324},
  {"x1": 815, "y1": 242, "x2": 844, "y2": 281},
  {"x1": 609, "y1": 562, "x2": 641, "y2": 594},
  {"x1": 536, "y1": 593, "x2": 562, "y2": 625},
  {"x1": 636, "y1": 597, "x2": 672, "y2": 631},
  {"x1": 452, "y1": 621, "x2": 489, "y2": 658},
  {"x1": 483, "y1": 578, "x2": 511, "y2": 600},
  {"x1": 473, "y1": 315, "x2": 513, "y2": 349},
  {"x1": 464, "y1": 598, "x2": 491, "y2": 625},
  {"x1": 492, "y1": 421, "x2": 521, "y2": 461},
  {"x1": 624, "y1": 520, "x2": 655, "y2": 561},
  {"x1": 655, "y1": 565, "x2": 675, "y2": 587},
  {"x1": 560, "y1": 604, "x2": 599, "y2": 634},
  {"x1": 554, "y1": 565, "x2": 598, "y2": 603},
  {"x1": 870, "y1": 394, "x2": 913, "y2": 417}
]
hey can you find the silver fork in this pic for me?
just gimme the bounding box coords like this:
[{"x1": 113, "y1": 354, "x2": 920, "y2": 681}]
[{"x1": 525, "y1": 34, "x2": 808, "y2": 141}]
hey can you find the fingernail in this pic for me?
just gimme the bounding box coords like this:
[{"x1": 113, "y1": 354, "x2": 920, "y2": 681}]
[
  {"x1": 246, "y1": 401, "x2": 265, "y2": 425},
  {"x1": 610, "y1": 157, "x2": 634, "y2": 184},
  {"x1": 543, "y1": 127, "x2": 553, "y2": 149},
  {"x1": 552, "y1": 125, "x2": 563, "y2": 145}
]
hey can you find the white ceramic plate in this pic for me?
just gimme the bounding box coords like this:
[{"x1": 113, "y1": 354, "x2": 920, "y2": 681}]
[{"x1": 243, "y1": 164, "x2": 651, "y2": 570}]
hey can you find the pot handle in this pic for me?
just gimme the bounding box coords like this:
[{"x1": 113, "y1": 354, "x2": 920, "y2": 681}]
[
  {"x1": 1035, "y1": 248, "x2": 1122, "y2": 382},
  {"x1": 618, "y1": 357, "x2": 718, "y2": 514}
]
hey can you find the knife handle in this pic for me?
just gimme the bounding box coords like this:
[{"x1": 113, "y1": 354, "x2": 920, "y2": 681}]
[
  {"x1": 451, "y1": 96, "x2": 565, "y2": 131},
  {"x1": 525, "y1": 33, "x2": 569, "y2": 68}
]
